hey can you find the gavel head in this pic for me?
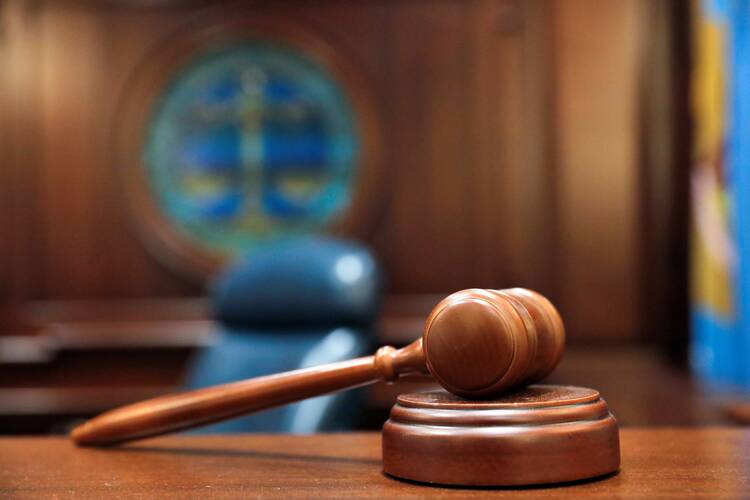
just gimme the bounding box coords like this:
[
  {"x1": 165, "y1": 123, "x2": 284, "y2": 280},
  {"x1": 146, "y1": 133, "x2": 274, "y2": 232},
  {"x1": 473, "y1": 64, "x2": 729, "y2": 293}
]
[{"x1": 422, "y1": 288, "x2": 565, "y2": 398}]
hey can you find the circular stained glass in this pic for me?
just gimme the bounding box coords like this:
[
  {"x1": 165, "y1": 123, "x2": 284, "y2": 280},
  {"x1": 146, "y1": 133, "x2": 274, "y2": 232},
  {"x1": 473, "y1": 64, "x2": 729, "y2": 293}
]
[{"x1": 144, "y1": 41, "x2": 360, "y2": 257}]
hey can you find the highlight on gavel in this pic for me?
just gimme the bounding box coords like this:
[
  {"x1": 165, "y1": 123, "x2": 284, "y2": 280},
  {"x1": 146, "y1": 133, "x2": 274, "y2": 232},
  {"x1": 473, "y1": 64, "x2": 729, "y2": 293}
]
[{"x1": 71, "y1": 287, "x2": 620, "y2": 486}]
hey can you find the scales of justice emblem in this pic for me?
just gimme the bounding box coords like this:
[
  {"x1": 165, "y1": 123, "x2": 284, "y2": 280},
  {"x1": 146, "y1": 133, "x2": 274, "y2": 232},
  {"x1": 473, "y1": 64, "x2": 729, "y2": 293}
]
[{"x1": 144, "y1": 42, "x2": 361, "y2": 258}]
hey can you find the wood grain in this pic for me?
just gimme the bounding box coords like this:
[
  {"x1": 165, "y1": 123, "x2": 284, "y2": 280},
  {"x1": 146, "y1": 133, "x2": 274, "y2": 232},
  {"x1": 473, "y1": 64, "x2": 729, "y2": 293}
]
[
  {"x1": 0, "y1": 0, "x2": 554, "y2": 301},
  {"x1": 0, "y1": 0, "x2": 666, "y2": 343},
  {"x1": 383, "y1": 386, "x2": 620, "y2": 486},
  {"x1": 1, "y1": 429, "x2": 749, "y2": 497},
  {"x1": 551, "y1": 0, "x2": 645, "y2": 339}
]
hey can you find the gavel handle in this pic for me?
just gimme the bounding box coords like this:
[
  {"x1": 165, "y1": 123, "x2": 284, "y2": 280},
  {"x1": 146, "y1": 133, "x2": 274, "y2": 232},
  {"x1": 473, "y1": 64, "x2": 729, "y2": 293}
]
[{"x1": 71, "y1": 341, "x2": 425, "y2": 446}]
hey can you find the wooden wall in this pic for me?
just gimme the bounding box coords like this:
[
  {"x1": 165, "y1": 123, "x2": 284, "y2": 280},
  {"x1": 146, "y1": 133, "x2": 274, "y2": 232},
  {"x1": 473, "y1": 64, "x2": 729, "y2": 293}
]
[
  {"x1": 551, "y1": 0, "x2": 646, "y2": 339},
  {"x1": 0, "y1": 0, "x2": 665, "y2": 341}
]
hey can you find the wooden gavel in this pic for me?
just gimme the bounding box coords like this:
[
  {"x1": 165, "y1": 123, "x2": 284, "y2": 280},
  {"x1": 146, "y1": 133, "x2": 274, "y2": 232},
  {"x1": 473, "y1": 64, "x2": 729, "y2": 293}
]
[{"x1": 71, "y1": 288, "x2": 564, "y2": 446}]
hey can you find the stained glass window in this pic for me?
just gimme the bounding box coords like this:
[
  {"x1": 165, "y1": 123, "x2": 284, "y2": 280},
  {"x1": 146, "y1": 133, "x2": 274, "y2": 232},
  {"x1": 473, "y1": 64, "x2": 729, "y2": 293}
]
[{"x1": 144, "y1": 41, "x2": 360, "y2": 257}]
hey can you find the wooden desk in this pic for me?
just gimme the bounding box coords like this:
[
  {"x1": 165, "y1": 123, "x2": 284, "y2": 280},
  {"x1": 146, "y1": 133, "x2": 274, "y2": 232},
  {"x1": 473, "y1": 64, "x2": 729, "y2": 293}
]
[{"x1": 1, "y1": 429, "x2": 748, "y2": 498}]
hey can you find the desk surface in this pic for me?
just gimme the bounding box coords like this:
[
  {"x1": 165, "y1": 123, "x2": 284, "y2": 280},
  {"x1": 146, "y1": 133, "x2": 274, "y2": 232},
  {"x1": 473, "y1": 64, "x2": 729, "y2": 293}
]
[{"x1": 1, "y1": 429, "x2": 748, "y2": 498}]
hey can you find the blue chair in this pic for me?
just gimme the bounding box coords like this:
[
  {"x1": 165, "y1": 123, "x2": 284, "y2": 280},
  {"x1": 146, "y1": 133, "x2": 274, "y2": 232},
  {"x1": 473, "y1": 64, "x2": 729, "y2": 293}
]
[{"x1": 186, "y1": 237, "x2": 381, "y2": 433}]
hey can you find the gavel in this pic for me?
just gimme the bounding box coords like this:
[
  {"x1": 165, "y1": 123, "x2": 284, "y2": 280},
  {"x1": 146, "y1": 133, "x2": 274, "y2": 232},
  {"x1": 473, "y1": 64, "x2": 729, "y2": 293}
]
[{"x1": 71, "y1": 288, "x2": 564, "y2": 446}]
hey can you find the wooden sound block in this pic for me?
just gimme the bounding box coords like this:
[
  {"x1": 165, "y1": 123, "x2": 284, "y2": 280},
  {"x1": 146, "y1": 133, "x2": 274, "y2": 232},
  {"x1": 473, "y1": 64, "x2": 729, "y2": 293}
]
[{"x1": 382, "y1": 385, "x2": 620, "y2": 486}]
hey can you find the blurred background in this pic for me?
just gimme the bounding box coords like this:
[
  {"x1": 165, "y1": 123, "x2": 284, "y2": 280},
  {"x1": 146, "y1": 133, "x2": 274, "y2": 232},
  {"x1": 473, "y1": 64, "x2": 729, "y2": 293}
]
[{"x1": 0, "y1": 0, "x2": 747, "y2": 435}]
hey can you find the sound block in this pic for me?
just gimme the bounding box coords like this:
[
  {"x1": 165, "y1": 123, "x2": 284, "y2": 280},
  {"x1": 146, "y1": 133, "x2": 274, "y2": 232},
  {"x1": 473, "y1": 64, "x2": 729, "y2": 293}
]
[{"x1": 382, "y1": 385, "x2": 620, "y2": 486}]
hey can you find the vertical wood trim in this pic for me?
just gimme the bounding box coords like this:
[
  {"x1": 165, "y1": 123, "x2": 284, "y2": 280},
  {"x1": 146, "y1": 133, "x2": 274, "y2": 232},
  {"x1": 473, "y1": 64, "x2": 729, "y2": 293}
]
[
  {"x1": 469, "y1": 0, "x2": 556, "y2": 292},
  {"x1": 0, "y1": 1, "x2": 12, "y2": 303},
  {"x1": 552, "y1": 0, "x2": 646, "y2": 339},
  {"x1": 1, "y1": 1, "x2": 44, "y2": 305},
  {"x1": 38, "y1": 4, "x2": 105, "y2": 297},
  {"x1": 515, "y1": 0, "x2": 556, "y2": 293},
  {"x1": 492, "y1": 0, "x2": 527, "y2": 287},
  {"x1": 469, "y1": 0, "x2": 505, "y2": 288},
  {"x1": 640, "y1": 0, "x2": 691, "y2": 359}
]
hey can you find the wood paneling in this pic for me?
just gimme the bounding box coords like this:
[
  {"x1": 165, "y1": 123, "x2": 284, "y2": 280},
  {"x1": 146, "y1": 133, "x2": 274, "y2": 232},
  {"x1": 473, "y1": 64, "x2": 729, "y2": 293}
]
[
  {"x1": 1, "y1": 0, "x2": 553, "y2": 295},
  {"x1": 0, "y1": 0, "x2": 662, "y2": 341},
  {"x1": 640, "y1": 0, "x2": 691, "y2": 359},
  {"x1": 1, "y1": 2, "x2": 199, "y2": 301},
  {"x1": 0, "y1": 3, "x2": 44, "y2": 306},
  {"x1": 551, "y1": 0, "x2": 646, "y2": 339}
]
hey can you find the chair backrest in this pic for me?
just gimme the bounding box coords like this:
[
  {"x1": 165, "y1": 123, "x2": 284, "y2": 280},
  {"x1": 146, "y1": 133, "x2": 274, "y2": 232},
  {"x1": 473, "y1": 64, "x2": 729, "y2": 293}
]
[
  {"x1": 212, "y1": 236, "x2": 381, "y2": 329},
  {"x1": 186, "y1": 237, "x2": 382, "y2": 433}
]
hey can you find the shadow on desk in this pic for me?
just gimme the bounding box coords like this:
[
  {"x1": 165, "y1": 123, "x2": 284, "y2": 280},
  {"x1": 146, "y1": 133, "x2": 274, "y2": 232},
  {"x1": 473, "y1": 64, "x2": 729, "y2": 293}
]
[{"x1": 107, "y1": 442, "x2": 381, "y2": 466}]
